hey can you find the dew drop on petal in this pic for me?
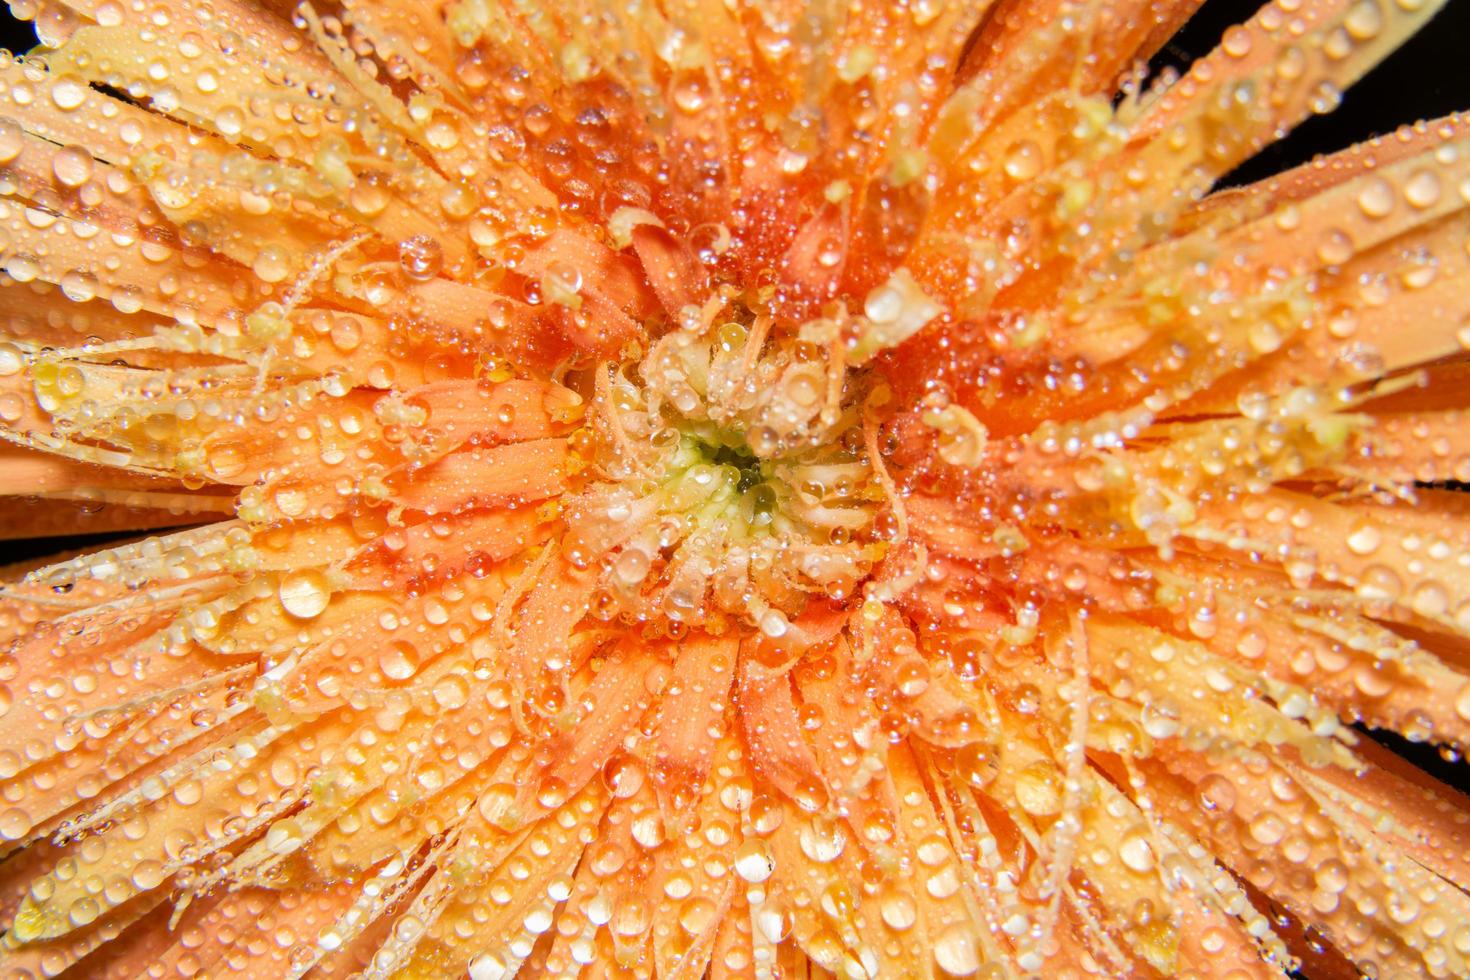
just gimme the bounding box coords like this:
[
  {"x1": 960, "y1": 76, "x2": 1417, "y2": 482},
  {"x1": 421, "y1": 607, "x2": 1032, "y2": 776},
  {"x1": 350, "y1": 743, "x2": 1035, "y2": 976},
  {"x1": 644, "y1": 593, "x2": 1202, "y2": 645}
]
[
  {"x1": 278, "y1": 570, "x2": 330, "y2": 619},
  {"x1": 398, "y1": 236, "x2": 444, "y2": 281},
  {"x1": 933, "y1": 924, "x2": 981, "y2": 976}
]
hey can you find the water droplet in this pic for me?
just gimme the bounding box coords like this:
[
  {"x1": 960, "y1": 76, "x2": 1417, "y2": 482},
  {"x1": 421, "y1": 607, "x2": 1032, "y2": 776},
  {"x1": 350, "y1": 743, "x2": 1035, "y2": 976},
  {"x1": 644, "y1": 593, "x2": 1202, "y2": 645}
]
[
  {"x1": 1356, "y1": 177, "x2": 1395, "y2": 219},
  {"x1": 1119, "y1": 831, "x2": 1155, "y2": 873},
  {"x1": 1014, "y1": 761, "x2": 1061, "y2": 816},
  {"x1": 1317, "y1": 228, "x2": 1353, "y2": 265},
  {"x1": 1198, "y1": 773, "x2": 1238, "y2": 813},
  {"x1": 734, "y1": 840, "x2": 774, "y2": 882},
  {"x1": 59, "y1": 269, "x2": 97, "y2": 302},
  {"x1": 1249, "y1": 812, "x2": 1285, "y2": 845},
  {"x1": 798, "y1": 815, "x2": 846, "y2": 863},
  {"x1": 112, "y1": 286, "x2": 145, "y2": 314},
  {"x1": 678, "y1": 897, "x2": 716, "y2": 934},
  {"x1": 1346, "y1": 522, "x2": 1381, "y2": 556},
  {"x1": 398, "y1": 236, "x2": 444, "y2": 281},
  {"x1": 379, "y1": 640, "x2": 420, "y2": 681},
  {"x1": 1410, "y1": 581, "x2": 1448, "y2": 618},
  {"x1": 1344, "y1": 0, "x2": 1384, "y2": 40},
  {"x1": 1403, "y1": 169, "x2": 1442, "y2": 209},
  {"x1": 51, "y1": 145, "x2": 92, "y2": 187},
  {"x1": 49, "y1": 76, "x2": 87, "y2": 111},
  {"x1": 1003, "y1": 140, "x2": 1042, "y2": 182},
  {"x1": 279, "y1": 570, "x2": 330, "y2": 619},
  {"x1": 0, "y1": 807, "x2": 30, "y2": 841},
  {"x1": 933, "y1": 924, "x2": 981, "y2": 976},
  {"x1": 672, "y1": 75, "x2": 708, "y2": 114},
  {"x1": 879, "y1": 889, "x2": 917, "y2": 930},
  {"x1": 253, "y1": 246, "x2": 292, "y2": 284},
  {"x1": 469, "y1": 953, "x2": 509, "y2": 980},
  {"x1": 214, "y1": 106, "x2": 244, "y2": 137},
  {"x1": 1221, "y1": 25, "x2": 1253, "y2": 57},
  {"x1": 432, "y1": 674, "x2": 469, "y2": 709}
]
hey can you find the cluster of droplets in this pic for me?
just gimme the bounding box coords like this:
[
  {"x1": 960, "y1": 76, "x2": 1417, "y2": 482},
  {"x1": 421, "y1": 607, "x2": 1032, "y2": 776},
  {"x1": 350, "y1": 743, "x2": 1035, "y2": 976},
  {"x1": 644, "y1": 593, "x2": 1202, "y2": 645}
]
[{"x1": 563, "y1": 291, "x2": 892, "y2": 636}]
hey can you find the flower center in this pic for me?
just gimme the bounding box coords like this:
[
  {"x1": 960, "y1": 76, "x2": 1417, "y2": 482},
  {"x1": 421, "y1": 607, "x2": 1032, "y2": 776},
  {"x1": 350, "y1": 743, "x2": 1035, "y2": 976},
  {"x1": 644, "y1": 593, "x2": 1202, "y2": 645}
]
[{"x1": 565, "y1": 286, "x2": 893, "y2": 636}]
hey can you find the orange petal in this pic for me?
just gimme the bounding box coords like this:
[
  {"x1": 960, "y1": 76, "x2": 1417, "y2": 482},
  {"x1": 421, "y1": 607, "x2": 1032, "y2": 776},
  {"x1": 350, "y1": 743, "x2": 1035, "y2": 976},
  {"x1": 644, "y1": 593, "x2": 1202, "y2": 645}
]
[
  {"x1": 738, "y1": 647, "x2": 829, "y2": 809},
  {"x1": 648, "y1": 632, "x2": 737, "y2": 824},
  {"x1": 388, "y1": 438, "x2": 570, "y2": 513}
]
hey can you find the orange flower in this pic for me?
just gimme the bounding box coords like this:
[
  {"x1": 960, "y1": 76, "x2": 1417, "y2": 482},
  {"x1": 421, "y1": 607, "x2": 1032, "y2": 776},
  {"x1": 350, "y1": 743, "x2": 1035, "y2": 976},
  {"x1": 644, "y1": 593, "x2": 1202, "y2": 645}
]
[{"x1": 0, "y1": 0, "x2": 1468, "y2": 976}]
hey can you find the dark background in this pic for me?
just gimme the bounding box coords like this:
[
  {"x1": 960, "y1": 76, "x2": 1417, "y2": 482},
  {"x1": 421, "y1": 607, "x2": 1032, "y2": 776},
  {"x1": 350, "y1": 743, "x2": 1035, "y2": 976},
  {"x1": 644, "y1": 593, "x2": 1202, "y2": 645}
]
[
  {"x1": 0, "y1": 5, "x2": 1467, "y2": 969},
  {"x1": 1160, "y1": 0, "x2": 1470, "y2": 186}
]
